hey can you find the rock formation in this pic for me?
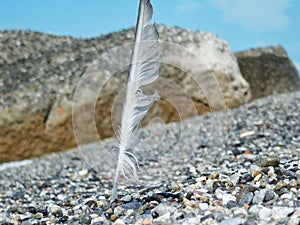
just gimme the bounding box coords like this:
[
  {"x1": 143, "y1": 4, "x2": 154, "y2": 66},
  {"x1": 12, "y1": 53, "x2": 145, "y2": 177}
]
[
  {"x1": 236, "y1": 45, "x2": 300, "y2": 99},
  {"x1": 0, "y1": 25, "x2": 251, "y2": 162}
]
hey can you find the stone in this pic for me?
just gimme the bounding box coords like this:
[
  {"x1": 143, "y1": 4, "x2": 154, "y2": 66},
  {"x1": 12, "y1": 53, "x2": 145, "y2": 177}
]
[
  {"x1": 34, "y1": 213, "x2": 43, "y2": 219},
  {"x1": 252, "y1": 189, "x2": 266, "y2": 204},
  {"x1": 120, "y1": 195, "x2": 132, "y2": 202},
  {"x1": 258, "y1": 207, "x2": 272, "y2": 220},
  {"x1": 256, "y1": 156, "x2": 280, "y2": 167},
  {"x1": 199, "y1": 203, "x2": 209, "y2": 210},
  {"x1": 271, "y1": 207, "x2": 294, "y2": 220},
  {"x1": 47, "y1": 203, "x2": 61, "y2": 214},
  {"x1": 0, "y1": 25, "x2": 251, "y2": 162},
  {"x1": 263, "y1": 190, "x2": 276, "y2": 202},
  {"x1": 288, "y1": 218, "x2": 300, "y2": 225},
  {"x1": 154, "y1": 212, "x2": 171, "y2": 222},
  {"x1": 81, "y1": 215, "x2": 92, "y2": 224},
  {"x1": 152, "y1": 203, "x2": 176, "y2": 216},
  {"x1": 240, "y1": 131, "x2": 256, "y2": 139},
  {"x1": 239, "y1": 192, "x2": 253, "y2": 206},
  {"x1": 142, "y1": 218, "x2": 154, "y2": 225},
  {"x1": 219, "y1": 217, "x2": 245, "y2": 225},
  {"x1": 236, "y1": 45, "x2": 300, "y2": 99},
  {"x1": 274, "y1": 180, "x2": 288, "y2": 191},
  {"x1": 21, "y1": 222, "x2": 32, "y2": 225},
  {"x1": 227, "y1": 200, "x2": 239, "y2": 209},
  {"x1": 114, "y1": 218, "x2": 126, "y2": 225},
  {"x1": 222, "y1": 194, "x2": 236, "y2": 205},
  {"x1": 91, "y1": 217, "x2": 104, "y2": 224}
]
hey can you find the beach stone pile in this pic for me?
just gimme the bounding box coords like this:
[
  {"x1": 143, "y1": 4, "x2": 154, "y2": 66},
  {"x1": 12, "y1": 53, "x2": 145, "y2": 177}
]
[
  {"x1": 0, "y1": 91, "x2": 299, "y2": 225},
  {"x1": 0, "y1": 25, "x2": 251, "y2": 162},
  {"x1": 236, "y1": 45, "x2": 300, "y2": 99}
]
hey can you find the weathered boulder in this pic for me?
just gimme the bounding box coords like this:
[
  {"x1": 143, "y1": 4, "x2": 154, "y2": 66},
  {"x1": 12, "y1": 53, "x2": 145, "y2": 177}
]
[
  {"x1": 0, "y1": 25, "x2": 251, "y2": 162},
  {"x1": 236, "y1": 45, "x2": 300, "y2": 99}
]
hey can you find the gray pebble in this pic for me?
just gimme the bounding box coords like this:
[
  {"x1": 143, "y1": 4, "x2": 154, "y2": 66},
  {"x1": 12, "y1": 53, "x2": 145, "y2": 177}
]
[
  {"x1": 81, "y1": 215, "x2": 92, "y2": 224},
  {"x1": 152, "y1": 203, "x2": 176, "y2": 216},
  {"x1": 227, "y1": 200, "x2": 239, "y2": 209},
  {"x1": 219, "y1": 217, "x2": 245, "y2": 225},
  {"x1": 243, "y1": 222, "x2": 257, "y2": 225},
  {"x1": 239, "y1": 192, "x2": 253, "y2": 206},
  {"x1": 271, "y1": 207, "x2": 294, "y2": 220},
  {"x1": 264, "y1": 190, "x2": 276, "y2": 202},
  {"x1": 288, "y1": 217, "x2": 300, "y2": 225},
  {"x1": 122, "y1": 200, "x2": 142, "y2": 209},
  {"x1": 21, "y1": 222, "x2": 32, "y2": 225},
  {"x1": 120, "y1": 194, "x2": 132, "y2": 202},
  {"x1": 253, "y1": 189, "x2": 266, "y2": 204},
  {"x1": 248, "y1": 205, "x2": 263, "y2": 216},
  {"x1": 258, "y1": 207, "x2": 272, "y2": 220},
  {"x1": 257, "y1": 156, "x2": 280, "y2": 167}
]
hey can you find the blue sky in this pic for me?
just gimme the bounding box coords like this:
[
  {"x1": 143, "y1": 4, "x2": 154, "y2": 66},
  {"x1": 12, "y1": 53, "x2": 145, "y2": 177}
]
[{"x1": 1, "y1": 0, "x2": 299, "y2": 71}]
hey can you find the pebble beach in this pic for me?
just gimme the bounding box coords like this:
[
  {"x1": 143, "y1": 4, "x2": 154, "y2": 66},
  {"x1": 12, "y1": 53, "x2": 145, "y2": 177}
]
[{"x1": 1, "y1": 91, "x2": 300, "y2": 225}]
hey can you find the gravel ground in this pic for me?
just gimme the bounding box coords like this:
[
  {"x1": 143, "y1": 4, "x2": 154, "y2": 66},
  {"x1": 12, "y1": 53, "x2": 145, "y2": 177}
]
[{"x1": 0, "y1": 91, "x2": 300, "y2": 225}]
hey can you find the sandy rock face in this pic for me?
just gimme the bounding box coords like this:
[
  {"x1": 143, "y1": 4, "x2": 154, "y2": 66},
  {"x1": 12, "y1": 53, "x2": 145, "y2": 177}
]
[
  {"x1": 236, "y1": 45, "x2": 300, "y2": 99},
  {"x1": 0, "y1": 25, "x2": 251, "y2": 162}
]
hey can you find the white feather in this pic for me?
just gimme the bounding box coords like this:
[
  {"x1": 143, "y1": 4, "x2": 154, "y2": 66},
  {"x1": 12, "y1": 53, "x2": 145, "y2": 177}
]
[{"x1": 111, "y1": 0, "x2": 160, "y2": 203}]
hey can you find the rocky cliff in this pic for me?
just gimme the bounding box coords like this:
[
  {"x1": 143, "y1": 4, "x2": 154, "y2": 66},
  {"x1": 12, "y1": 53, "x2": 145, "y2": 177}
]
[{"x1": 0, "y1": 25, "x2": 251, "y2": 162}]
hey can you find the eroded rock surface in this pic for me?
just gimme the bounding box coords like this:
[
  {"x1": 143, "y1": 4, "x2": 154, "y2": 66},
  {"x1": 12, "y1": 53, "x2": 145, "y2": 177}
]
[
  {"x1": 236, "y1": 45, "x2": 300, "y2": 99},
  {"x1": 0, "y1": 25, "x2": 250, "y2": 162}
]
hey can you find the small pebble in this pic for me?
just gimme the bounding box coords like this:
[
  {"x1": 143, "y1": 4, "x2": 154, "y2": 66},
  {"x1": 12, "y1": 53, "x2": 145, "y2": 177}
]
[
  {"x1": 47, "y1": 203, "x2": 61, "y2": 214},
  {"x1": 227, "y1": 200, "x2": 239, "y2": 209},
  {"x1": 253, "y1": 189, "x2": 266, "y2": 204},
  {"x1": 263, "y1": 190, "x2": 275, "y2": 202},
  {"x1": 114, "y1": 218, "x2": 126, "y2": 225},
  {"x1": 219, "y1": 217, "x2": 245, "y2": 225},
  {"x1": 239, "y1": 192, "x2": 253, "y2": 206},
  {"x1": 222, "y1": 193, "x2": 236, "y2": 205},
  {"x1": 120, "y1": 194, "x2": 132, "y2": 202},
  {"x1": 258, "y1": 207, "x2": 272, "y2": 220},
  {"x1": 257, "y1": 157, "x2": 280, "y2": 167},
  {"x1": 271, "y1": 207, "x2": 294, "y2": 220},
  {"x1": 275, "y1": 180, "x2": 288, "y2": 190},
  {"x1": 34, "y1": 213, "x2": 43, "y2": 219}
]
